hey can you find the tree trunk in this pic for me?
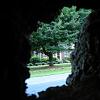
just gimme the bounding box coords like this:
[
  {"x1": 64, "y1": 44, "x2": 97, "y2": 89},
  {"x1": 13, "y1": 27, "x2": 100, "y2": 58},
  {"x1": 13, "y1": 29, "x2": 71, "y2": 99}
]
[
  {"x1": 42, "y1": 47, "x2": 54, "y2": 66},
  {"x1": 48, "y1": 53, "x2": 53, "y2": 66}
]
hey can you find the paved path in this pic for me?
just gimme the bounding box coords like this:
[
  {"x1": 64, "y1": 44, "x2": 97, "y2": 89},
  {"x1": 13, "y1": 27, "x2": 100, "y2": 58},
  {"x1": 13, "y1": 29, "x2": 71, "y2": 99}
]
[{"x1": 25, "y1": 73, "x2": 70, "y2": 96}]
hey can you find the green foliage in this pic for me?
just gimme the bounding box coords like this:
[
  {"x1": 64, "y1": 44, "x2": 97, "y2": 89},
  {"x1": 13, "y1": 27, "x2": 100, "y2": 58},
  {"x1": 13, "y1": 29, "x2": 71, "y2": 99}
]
[
  {"x1": 30, "y1": 55, "x2": 41, "y2": 65},
  {"x1": 56, "y1": 6, "x2": 91, "y2": 45},
  {"x1": 31, "y1": 6, "x2": 91, "y2": 51},
  {"x1": 30, "y1": 6, "x2": 91, "y2": 65},
  {"x1": 27, "y1": 63, "x2": 33, "y2": 66},
  {"x1": 41, "y1": 57, "x2": 49, "y2": 63},
  {"x1": 29, "y1": 55, "x2": 59, "y2": 66}
]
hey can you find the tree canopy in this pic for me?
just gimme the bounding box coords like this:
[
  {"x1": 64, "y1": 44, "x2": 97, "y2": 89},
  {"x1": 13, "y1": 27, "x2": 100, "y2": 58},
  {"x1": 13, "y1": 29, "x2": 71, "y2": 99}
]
[{"x1": 30, "y1": 6, "x2": 91, "y2": 66}]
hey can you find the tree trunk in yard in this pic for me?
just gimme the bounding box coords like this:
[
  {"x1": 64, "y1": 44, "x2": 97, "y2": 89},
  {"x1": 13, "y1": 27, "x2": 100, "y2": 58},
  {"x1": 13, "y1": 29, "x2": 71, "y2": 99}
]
[{"x1": 48, "y1": 53, "x2": 53, "y2": 66}]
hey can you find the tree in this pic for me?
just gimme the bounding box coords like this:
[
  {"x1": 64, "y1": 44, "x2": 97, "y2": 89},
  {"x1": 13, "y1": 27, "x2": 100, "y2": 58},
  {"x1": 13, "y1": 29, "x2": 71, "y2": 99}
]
[
  {"x1": 30, "y1": 6, "x2": 91, "y2": 66},
  {"x1": 31, "y1": 23, "x2": 67, "y2": 66}
]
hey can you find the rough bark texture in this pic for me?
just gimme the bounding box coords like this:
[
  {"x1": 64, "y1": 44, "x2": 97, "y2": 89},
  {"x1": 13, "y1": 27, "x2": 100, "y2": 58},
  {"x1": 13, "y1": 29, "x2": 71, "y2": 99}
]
[
  {"x1": 67, "y1": 9, "x2": 100, "y2": 85},
  {"x1": 1, "y1": 0, "x2": 100, "y2": 100}
]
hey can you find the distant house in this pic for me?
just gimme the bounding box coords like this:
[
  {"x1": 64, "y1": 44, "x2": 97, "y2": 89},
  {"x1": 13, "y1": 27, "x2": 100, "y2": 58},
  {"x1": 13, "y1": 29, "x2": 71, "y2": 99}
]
[
  {"x1": 32, "y1": 51, "x2": 72, "y2": 62},
  {"x1": 32, "y1": 44, "x2": 74, "y2": 61}
]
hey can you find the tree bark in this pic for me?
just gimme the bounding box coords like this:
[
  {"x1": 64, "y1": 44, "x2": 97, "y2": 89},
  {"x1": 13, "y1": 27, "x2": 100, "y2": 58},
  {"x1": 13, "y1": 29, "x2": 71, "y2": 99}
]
[{"x1": 48, "y1": 53, "x2": 53, "y2": 66}]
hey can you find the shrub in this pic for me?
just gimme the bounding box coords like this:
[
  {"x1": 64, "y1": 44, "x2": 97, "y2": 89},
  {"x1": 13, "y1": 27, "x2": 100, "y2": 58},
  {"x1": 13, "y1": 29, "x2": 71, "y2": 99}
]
[
  {"x1": 27, "y1": 63, "x2": 33, "y2": 66},
  {"x1": 30, "y1": 55, "x2": 41, "y2": 64},
  {"x1": 41, "y1": 57, "x2": 49, "y2": 63}
]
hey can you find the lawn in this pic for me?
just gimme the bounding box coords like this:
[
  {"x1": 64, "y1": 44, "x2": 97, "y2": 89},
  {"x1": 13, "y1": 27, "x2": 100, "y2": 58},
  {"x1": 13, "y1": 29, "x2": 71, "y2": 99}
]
[{"x1": 28, "y1": 63, "x2": 71, "y2": 77}]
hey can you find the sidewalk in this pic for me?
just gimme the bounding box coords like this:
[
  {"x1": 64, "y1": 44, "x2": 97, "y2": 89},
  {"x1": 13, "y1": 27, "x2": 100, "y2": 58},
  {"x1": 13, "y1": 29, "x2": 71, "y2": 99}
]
[{"x1": 25, "y1": 73, "x2": 71, "y2": 85}]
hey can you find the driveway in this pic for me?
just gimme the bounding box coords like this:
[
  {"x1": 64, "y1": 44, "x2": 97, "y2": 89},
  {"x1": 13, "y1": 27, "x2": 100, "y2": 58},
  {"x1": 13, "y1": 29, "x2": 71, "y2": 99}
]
[{"x1": 25, "y1": 73, "x2": 70, "y2": 96}]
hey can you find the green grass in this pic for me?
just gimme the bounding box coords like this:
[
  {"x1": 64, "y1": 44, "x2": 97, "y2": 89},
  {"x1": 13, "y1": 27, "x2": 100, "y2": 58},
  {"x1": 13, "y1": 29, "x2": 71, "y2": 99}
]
[{"x1": 29, "y1": 63, "x2": 71, "y2": 77}]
